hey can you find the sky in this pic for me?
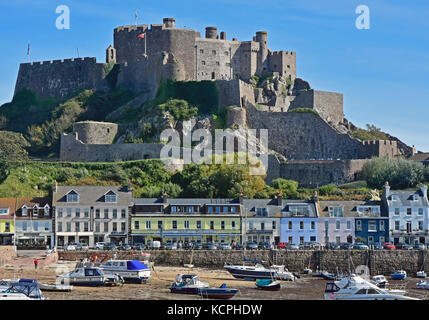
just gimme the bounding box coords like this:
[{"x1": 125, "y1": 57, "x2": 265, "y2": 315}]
[{"x1": 0, "y1": 0, "x2": 428, "y2": 151}]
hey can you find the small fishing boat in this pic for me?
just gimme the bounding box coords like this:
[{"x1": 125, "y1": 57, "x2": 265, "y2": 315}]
[
  {"x1": 0, "y1": 279, "x2": 47, "y2": 300},
  {"x1": 303, "y1": 268, "x2": 313, "y2": 275},
  {"x1": 270, "y1": 265, "x2": 296, "y2": 281},
  {"x1": 39, "y1": 283, "x2": 73, "y2": 292},
  {"x1": 371, "y1": 275, "x2": 389, "y2": 289},
  {"x1": 320, "y1": 271, "x2": 343, "y2": 281},
  {"x1": 100, "y1": 260, "x2": 151, "y2": 283},
  {"x1": 255, "y1": 279, "x2": 281, "y2": 291},
  {"x1": 391, "y1": 270, "x2": 407, "y2": 280},
  {"x1": 57, "y1": 266, "x2": 124, "y2": 287},
  {"x1": 170, "y1": 274, "x2": 209, "y2": 294},
  {"x1": 417, "y1": 271, "x2": 427, "y2": 278},
  {"x1": 197, "y1": 284, "x2": 238, "y2": 299},
  {"x1": 416, "y1": 280, "x2": 429, "y2": 290}
]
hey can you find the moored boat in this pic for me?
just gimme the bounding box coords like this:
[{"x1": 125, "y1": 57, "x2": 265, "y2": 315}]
[
  {"x1": 417, "y1": 280, "x2": 429, "y2": 290},
  {"x1": 170, "y1": 274, "x2": 209, "y2": 294},
  {"x1": 39, "y1": 283, "x2": 73, "y2": 292},
  {"x1": 100, "y1": 260, "x2": 151, "y2": 283},
  {"x1": 417, "y1": 271, "x2": 427, "y2": 278},
  {"x1": 57, "y1": 266, "x2": 124, "y2": 287},
  {"x1": 197, "y1": 284, "x2": 238, "y2": 299},
  {"x1": 371, "y1": 275, "x2": 389, "y2": 288},
  {"x1": 0, "y1": 279, "x2": 47, "y2": 300},
  {"x1": 255, "y1": 279, "x2": 281, "y2": 291},
  {"x1": 391, "y1": 270, "x2": 407, "y2": 280}
]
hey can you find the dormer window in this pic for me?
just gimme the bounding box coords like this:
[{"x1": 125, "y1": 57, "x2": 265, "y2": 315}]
[
  {"x1": 66, "y1": 190, "x2": 79, "y2": 203},
  {"x1": 44, "y1": 205, "x2": 50, "y2": 216},
  {"x1": 22, "y1": 206, "x2": 28, "y2": 216},
  {"x1": 413, "y1": 194, "x2": 419, "y2": 201},
  {"x1": 33, "y1": 205, "x2": 38, "y2": 216},
  {"x1": 0, "y1": 208, "x2": 9, "y2": 215},
  {"x1": 390, "y1": 195, "x2": 399, "y2": 201},
  {"x1": 329, "y1": 206, "x2": 343, "y2": 217},
  {"x1": 105, "y1": 191, "x2": 117, "y2": 203}
]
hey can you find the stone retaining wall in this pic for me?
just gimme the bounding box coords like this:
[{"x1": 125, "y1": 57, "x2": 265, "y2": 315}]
[{"x1": 58, "y1": 250, "x2": 429, "y2": 276}]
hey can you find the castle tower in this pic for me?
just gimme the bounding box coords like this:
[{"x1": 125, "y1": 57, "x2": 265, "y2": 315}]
[
  {"x1": 255, "y1": 31, "x2": 268, "y2": 75},
  {"x1": 205, "y1": 27, "x2": 218, "y2": 39},
  {"x1": 163, "y1": 17, "x2": 176, "y2": 28},
  {"x1": 106, "y1": 45, "x2": 116, "y2": 63}
]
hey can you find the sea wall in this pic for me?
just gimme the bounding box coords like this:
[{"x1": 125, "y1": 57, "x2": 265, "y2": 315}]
[{"x1": 58, "y1": 249, "x2": 429, "y2": 276}]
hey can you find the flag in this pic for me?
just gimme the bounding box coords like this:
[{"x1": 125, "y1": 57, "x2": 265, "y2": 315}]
[
  {"x1": 138, "y1": 33, "x2": 145, "y2": 40},
  {"x1": 27, "y1": 43, "x2": 30, "y2": 56}
]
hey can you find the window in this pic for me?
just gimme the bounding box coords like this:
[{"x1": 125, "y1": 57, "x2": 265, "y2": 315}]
[
  {"x1": 33, "y1": 206, "x2": 38, "y2": 216},
  {"x1": 202, "y1": 61, "x2": 206, "y2": 65},
  {"x1": 121, "y1": 222, "x2": 126, "y2": 232},
  {"x1": 208, "y1": 206, "x2": 213, "y2": 213},
  {"x1": 105, "y1": 191, "x2": 117, "y2": 203},
  {"x1": 216, "y1": 207, "x2": 220, "y2": 213},
  {"x1": 200, "y1": 49, "x2": 204, "y2": 54},
  {"x1": 75, "y1": 208, "x2": 80, "y2": 218},
  {"x1": 231, "y1": 207, "x2": 236, "y2": 213},
  {"x1": 329, "y1": 207, "x2": 343, "y2": 217},
  {"x1": 113, "y1": 209, "x2": 117, "y2": 219},
  {"x1": 300, "y1": 236, "x2": 304, "y2": 244},
  {"x1": 171, "y1": 206, "x2": 177, "y2": 213},
  {"x1": 418, "y1": 221, "x2": 423, "y2": 231},
  {"x1": 212, "y1": 50, "x2": 216, "y2": 55},
  {"x1": 288, "y1": 221, "x2": 292, "y2": 230},
  {"x1": 104, "y1": 209, "x2": 109, "y2": 219},
  {"x1": 57, "y1": 222, "x2": 62, "y2": 232},
  {"x1": 325, "y1": 221, "x2": 329, "y2": 230},
  {"x1": 197, "y1": 221, "x2": 202, "y2": 229},
  {"x1": 67, "y1": 208, "x2": 72, "y2": 217},
  {"x1": 216, "y1": 61, "x2": 220, "y2": 66},
  {"x1": 66, "y1": 191, "x2": 79, "y2": 203},
  {"x1": 311, "y1": 221, "x2": 315, "y2": 230},
  {"x1": 391, "y1": 195, "x2": 399, "y2": 201},
  {"x1": 22, "y1": 206, "x2": 28, "y2": 216},
  {"x1": 232, "y1": 221, "x2": 236, "y2": 230},
  {"x1": 379, "y1": 236, "x2": 385, "y2": 243},
  {"x1": 256, "y1": 208, "x2": 268, "y2": 216},
  {"x1": 22, "y1": 221, "x2": 27, "y2": 231},
  {"x1": 419, "y1": 208, "x2": 424, "y2": 215},
  {"x1": 272, "y1": 221, "x2": 276, "y2": 230},
  {"x1": 58, "y1": 208, "x2": 63, "y2": 218},
  {"x1": 112, "y1": 222, "x2": 117, "y2": 232},
  {"x1": 260, "y1": 222, "x2": 265, "y2": 231},
  {"x1": 44, "y1": 222, "x2": 50, "y2": 231},
  {"x1": 299, "y1": 221, "x2": 304, "y2": 230},
  {"x1": 33, "y1": 221, "x2": 38, "y2": 231},
  {"x1": 96, "y1": 222, "x2": 100, "y2": 232},
  {"x1": 104, "y1": 222, "x2": 109, "y2": 232},
  {"x1": 84, "y1": 222, "x2": 89, "y2": 232},
  {"x1": 5, "y1": 222, "x2": 10, "y2": 232},
  {"x1": 210, "y1": 221, "x2": 214, "y2": 230},
  {"x1": 346, "y1": 220, "x2": 351, "y2": 230},
  {"x1": 368, "y1": 236, "x2": 374, "y2": 243},
  {"x1": 336, "y1": 221, "x2": 340, "y2": 230},
  {"x1": 368, "y1": 221, "x2": 377, "y2": 232},
  {"x1": 289, "y1": 206, "x2": 309, "y2": 216},
  {"x1": 66, "y1": 222, "x2": 71, "y2": 232},
  {"x1": 356, "y1": 220, "x2": 362, "y2": 231},
  {"x1": 0, "y1": 208, "x2": 9, "y2": 215},
  {"x1": 75, "y1": 222, "x2": 80, "y2": 232},
  {"x1": 184, "y1": 221, "x2": 190, "y2": 229},
  {"x1": 394, "y1": 220, "x2": 400, "y2": 231},
  {"x1": 146, "y1": 221, "x2": 151, "y2": 230},
  {"x1": 95, "y1": 209, "x2": 100, "y2": 219},
  {"x1": 121, "y1": 209, "x2": 126, "y2": 219},
  {"x1": 394, "y1": 208, "x2": 400, "y2": 215},
  {"x1": 172, "y1": 221, "x2": 177, "y2": 230},
  {"x1": 407, "y1": 208, "x2": 412, "y2": 215},
  {"x1": 44, "y1": 206, "x2": 50, "y2": 216},
  {"x1": 221, "y1": 221, "x2": 225, "y2": 230},
  {"x1": 134, "y1": 221, "x2": 139, "y2": 230},
  {"x1": 249, "y1": 221, "x2": 254, "y2": 230},
  {"x1": 288, "y1": 236, "x2": 293, "y2": 243},
  {"x1": 158, "y1": 221, "x2": 163, "y2": 229},
  {"x1": 224, "y1": 51, "x2": 229, "y2": 56},
  {"x1": 380, "y1": 220, "x2": 385, "y2": 231},
  {"x1": 84, "y1": 209, "x2": 89, "y2": 218}
]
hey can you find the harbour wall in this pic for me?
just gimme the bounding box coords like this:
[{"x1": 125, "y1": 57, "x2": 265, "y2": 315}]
[{"x1": 58, "y1": 250, "x2": 427, "y2": 276}]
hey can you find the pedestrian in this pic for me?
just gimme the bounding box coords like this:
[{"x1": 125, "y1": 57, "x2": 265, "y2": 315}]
[{"x1": 34, "y1": 259, "x2": 39, "y2": 270}]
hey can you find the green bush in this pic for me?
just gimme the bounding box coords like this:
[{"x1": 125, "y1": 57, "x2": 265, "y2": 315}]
[
  {"x1": 157, "y1": 99, "x2": 198, "y2": 122},
  {"x1": 288, "y1": 108, "x2": 319, "y2": 116}
]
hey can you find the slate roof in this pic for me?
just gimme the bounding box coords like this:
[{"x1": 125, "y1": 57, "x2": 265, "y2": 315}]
[
  {"x1": 318, "y1": 200, "x2": 383, "y2": 218},
  {"x1": 53, "y1": 186, "x2": 132, "y2": 206},
  {"x1": 386, "y1": 188, "x2": 429, "y2": 207}
]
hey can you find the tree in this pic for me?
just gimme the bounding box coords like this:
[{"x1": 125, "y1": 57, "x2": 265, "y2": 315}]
[{"x1": 0, "y1": 131, "x2": 29, "y2": 181}]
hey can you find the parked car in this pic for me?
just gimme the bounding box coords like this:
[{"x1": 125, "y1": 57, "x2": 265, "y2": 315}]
[
  {"x1": 233, "y1": 243, "x2": 243, "y2": 250},
  {"x1": 132, "y1": 243, "x2": 146, "y2": 250},
  {"x1": 286, "y1": 243, "x2": 300, "y2": 250},
  {"x1": 277, "y1": 242, "x2": 288, "y2": 249},
  {"x1": 165, "y1": 242, "x2": 178, "y2": 250},
  {"x1": 245, "y1": 242, "x2": 258, "y2": 250},
  {"x1": 203, "y1": 243, "x2": 217, "y2": 250},
  {"x1": 414, "y1": 243, "x2": 426, "y2": 251},
  {"x1": 105, "y1": 242, "x2": 117, "y2": 251},
  {"x1": 326, "y1": 242, "x2": 341, "y2": 250},
  {"x1": 147, "y1": 240, "x2": 161, "y2": 249},
  {"x1": 383, "y1": 242, "x2": 396, "y2": 250},
  {"x1": 94, "y1": 242, "x2": 106, "y2": 250},
  {"x1": 373, "y1": 243, "x2": 384, "y2": 250},
  {"x1": 218, "y1": 243, "x2": 232, "y2": 250},
  {"x1": 118, "y1": 244, "x2": 132, "y2": 251},
  {"x1": 352, "y1": 243, "x2": 369, "y2": 250},
  {"x1": 64, "y1": 243, "x2": 77, "y2": 251},
  {"x1": 258, "y1": 242, "x2": 272, "y2": 250},
  {"x1": 395, "y1": 243, "x2": 405, "y2": 250},
  {"x1": 76, "y1": 243, "x2": 89, "y2": 251},
  {"x1": 401, "y1": 244, "x2": 413, "y2": 250},
  {"x1": 192, "y1": 242, "x2": 203, "y2": 250},
  {"x1": 340, "y1": 243, "x2": 353, "y2": 250}
]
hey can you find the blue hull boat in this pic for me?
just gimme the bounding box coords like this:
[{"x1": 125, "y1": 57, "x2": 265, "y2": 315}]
[
  {"x1": 197, "y1": 284, "x2": 238, "y2": 299},
  {"x1": 391, "y1": 270, "x2": 407, "y2": 280}
]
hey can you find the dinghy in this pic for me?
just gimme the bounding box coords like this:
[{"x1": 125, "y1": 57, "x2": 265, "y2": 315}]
[{"x1": 255, "y1": 279, "x2": 281, "y2": 291}]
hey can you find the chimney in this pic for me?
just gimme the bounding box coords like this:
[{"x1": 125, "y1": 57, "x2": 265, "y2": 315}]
[
  {"x1": 421, "y1": 185, "x2": 428, "y2": 199},
  {"x1": 52, "y1": 180, "x2": 58, "y2": 193},
  {"x1": 163, "y1": 191, "x2": 168, "y2": 204},
  {"x1": 276, "y1": 191, "x2": 283, "y2": 206},
  {"x1": 163, "y1": 17, "x2": 175, "y2": 28},
  {"x1": 383, "y1": 181, "x2": 390, "y2": 199},
  {"x1": 127, "y1": 182, "x2": 133, "y2": 193},
  {"x1": 313, "y1": 190, "x2": 319, "y2": 203},
  {"x1": 220, "y1": 31, "x2": 226, "y2": 40},
  {"x1": 205, "y1": 27, "x2": 218, "y2": 39},
  {"x1": 239, "y1": 190, "x2": 244, "y2": 204}
]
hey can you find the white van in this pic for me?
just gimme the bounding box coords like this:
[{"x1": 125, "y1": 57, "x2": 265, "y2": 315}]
[{"x1": 149, "y1": 241, "x2": 161, "y2": 249}]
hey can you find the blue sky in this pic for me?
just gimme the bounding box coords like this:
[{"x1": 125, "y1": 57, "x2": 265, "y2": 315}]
[{"x1": 0, "y1": 0, "x2": 428, "y2": 151}]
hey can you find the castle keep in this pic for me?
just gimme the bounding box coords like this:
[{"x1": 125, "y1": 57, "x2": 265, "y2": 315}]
[{"x1": 13, "y1": 17, "x2": 401, "y2": 187}]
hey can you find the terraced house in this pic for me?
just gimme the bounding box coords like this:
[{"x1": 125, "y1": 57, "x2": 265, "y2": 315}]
[
  {"x1": 131, "y1": 195, "x2": 242, "y2": 245},
  {"x1": 14, "y1": 198, "x2": 53, "y2": 248},
  {"x1": 0, "y1": 199, "x2": 16, "y2": 245},
  {"x1": 383, "y1": 182, "x2": 429, "y2": 245},
  {"x1": 53, "y1": 184, "x2": 133, "y2": 247}
]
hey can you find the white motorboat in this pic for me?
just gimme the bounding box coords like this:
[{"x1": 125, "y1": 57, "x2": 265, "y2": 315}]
[
  {"x1": 0, "y1": 279, "x2": 47, "y2": 300},
  {"x1": 225, "y1": 263, "x2": 295, "y2": 281},
  {"x1": 57, "y1": 266, "x2": 124, "y2": 287},
  {"x1": 324, "y1": 274, "x2": 418, "y2": 300},
  {"x1": 0, "y1": 279, "x2": 19, "y2": 292},
  {"x1": 417, "y1": 271, "x2": 427, "y2": 278},
  {"x1": 416, "y1": 280, "x2": 429, "y2": 290},
  {"x1": 371, "y1": 275, "x2": 389, "y2": 288},
  {"x1": 100, "y1": 260, "x2": 151, "y2": 284},
  {"x1": 170, "y1": 274, "x2": 209, "y2": 294},
  {"x1": 270, "y1": 265, "x2": 296, "y2": 281}
]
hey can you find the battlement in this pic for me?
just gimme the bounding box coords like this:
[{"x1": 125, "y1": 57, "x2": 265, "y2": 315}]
[
  {"x1": 21, "y1": 57, "x2": 98, "y2": 67},
  {"x1": 271, "y1": 51, "x2": 296, "y2": 56},
  {"x1": 362, "y1": 140, "x2": 398, "y2": 147},
  {"x1": 114, "y1": 25, "x2": 148, "y2": 33}
]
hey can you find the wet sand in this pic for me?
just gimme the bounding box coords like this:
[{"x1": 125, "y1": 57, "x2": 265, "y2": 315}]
[{"x1": 0, "y1": 262, "x2": 427, "y2": 300}]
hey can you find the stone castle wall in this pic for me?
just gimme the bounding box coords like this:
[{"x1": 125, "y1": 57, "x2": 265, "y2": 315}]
[
  {"x1": 14, "y1": 57, "x2": 107, "y2": 100},
  {"x1": 73, "y1": 121, "x2": 118, "y2": 145}
]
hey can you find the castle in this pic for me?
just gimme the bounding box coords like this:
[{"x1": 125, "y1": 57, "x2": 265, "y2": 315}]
[{"x1": 14, "y1": 17, "x2": 403, "y2": 187}]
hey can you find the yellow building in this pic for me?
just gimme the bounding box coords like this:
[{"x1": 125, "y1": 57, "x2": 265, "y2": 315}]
[
  {"x1": 0, "y1": 199, "x2": 17, "y2": 245},
  {"x1": 131, "y1": 198, "x2": 242, "y2": 244}
]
